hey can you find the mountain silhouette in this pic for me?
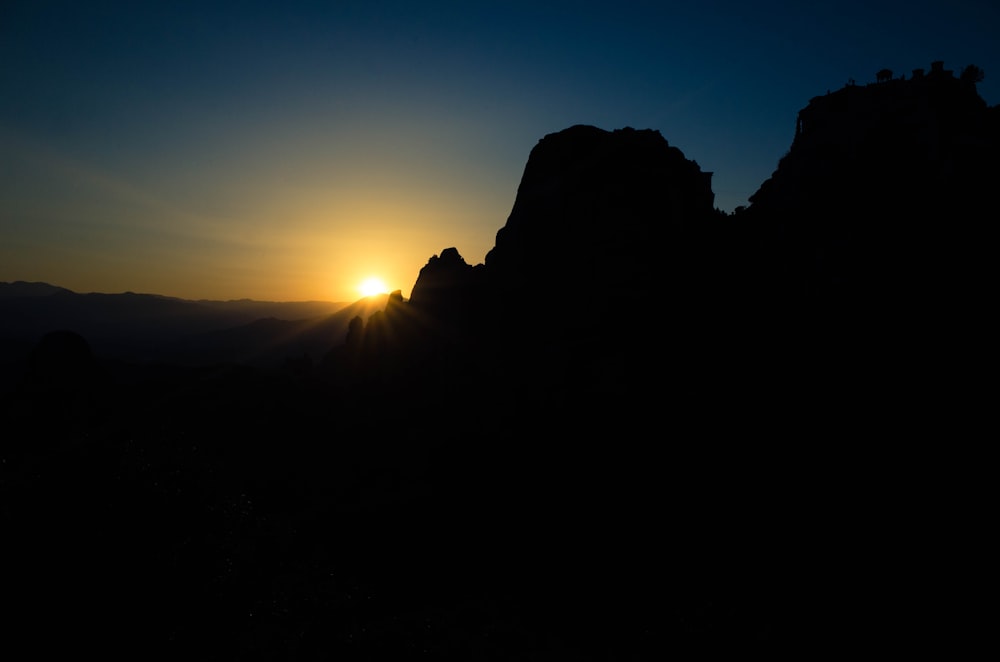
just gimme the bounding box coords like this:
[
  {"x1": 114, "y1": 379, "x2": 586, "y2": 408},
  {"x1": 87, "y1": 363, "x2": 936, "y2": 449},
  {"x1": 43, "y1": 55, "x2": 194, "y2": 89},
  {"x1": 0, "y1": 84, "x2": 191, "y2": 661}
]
[
  {"x1": 2, "y1": 63, "x2": 991, "y2": 658},
  {"x1": 385, "y1": 61, "x2": 996, "y2": 430},
  {"x1": 746, "y1": 60, "x2": 996, "y2": 309},
  {"x1": 308, "y1": 64, "x2": 994, "y2": 652},
  {"x1": 0, "y1": 281, "x2": 74, "y2": 298},
  {"x1": 0, "y1": 285, "x2": 355, "y2": 384}
]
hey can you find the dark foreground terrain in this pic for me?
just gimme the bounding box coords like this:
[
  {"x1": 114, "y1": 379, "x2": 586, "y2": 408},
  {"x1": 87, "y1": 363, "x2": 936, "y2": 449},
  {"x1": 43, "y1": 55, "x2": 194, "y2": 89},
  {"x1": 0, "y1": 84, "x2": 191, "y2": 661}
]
[{"x1": 5, "y1": 337, "x2": 875, "y2": 660}]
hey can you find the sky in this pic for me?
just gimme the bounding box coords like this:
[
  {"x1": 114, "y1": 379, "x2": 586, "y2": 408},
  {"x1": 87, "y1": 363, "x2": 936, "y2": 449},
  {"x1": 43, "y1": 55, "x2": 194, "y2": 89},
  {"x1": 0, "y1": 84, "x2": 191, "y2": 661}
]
[{"x1": 2, "y1": 1, "x2": 998, "y2": 303}]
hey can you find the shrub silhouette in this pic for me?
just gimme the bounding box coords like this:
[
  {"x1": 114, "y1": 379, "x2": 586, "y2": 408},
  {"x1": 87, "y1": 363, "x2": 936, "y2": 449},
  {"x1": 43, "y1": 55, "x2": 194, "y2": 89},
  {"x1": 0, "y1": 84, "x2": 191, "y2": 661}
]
[{"x1": 961, "y1": 63, "x2": 985, "y2": 84}]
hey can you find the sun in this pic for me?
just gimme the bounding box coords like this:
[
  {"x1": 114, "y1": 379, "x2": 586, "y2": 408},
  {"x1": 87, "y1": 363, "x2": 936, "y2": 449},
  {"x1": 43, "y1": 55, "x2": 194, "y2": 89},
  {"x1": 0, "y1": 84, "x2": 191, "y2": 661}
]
[{"x1": 358, "y1": 277, "x2": 389, "y2": 298}]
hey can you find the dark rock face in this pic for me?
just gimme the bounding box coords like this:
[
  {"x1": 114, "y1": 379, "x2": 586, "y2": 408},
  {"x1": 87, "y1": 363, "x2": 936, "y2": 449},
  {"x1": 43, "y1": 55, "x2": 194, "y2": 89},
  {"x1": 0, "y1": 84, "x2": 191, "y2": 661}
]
[
  {"x1": 407, "y1": 247, "x2": 479, "y2": 328},
  {"x1": 483, "y1": 125, "x2": 718, "y2": 310},
  {"x1": 733, "y1": 66, "x2": 999, "y2": 420},
  {"x1": 401, "y1": 67, "x2": 997, "y2": 443},
  {"x1": 747, "y1": 67, "x2": 999, "y2": 311},
  {"x1": 409, "y1": 125, "x2": 720, "y2": 325},
  {"x1": 407, "y1": 125, "x2": 725, "y2": 401}
]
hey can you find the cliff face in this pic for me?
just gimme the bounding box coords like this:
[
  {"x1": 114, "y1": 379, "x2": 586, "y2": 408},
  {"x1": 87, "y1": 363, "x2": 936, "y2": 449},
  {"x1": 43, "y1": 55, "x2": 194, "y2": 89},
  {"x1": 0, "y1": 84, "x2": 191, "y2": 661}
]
[
  {"x1": 406, "y1": 247, "x2": 478, "y2": 328},
  {"x1": 746, "y1": 66, "x2": 999, "y2": 312},
  {"x1": 410, "y1": 125, "x2": 719, "y2": 324},
  {"x1": 413, "y1": 69, "x2": 997, "y2": 331},
  {"x1": 482, "y1": 124, "x2": 717, "y2": 308},
  {"x1": 755, "y1": 65, "x2": 994, "y2": 210},
  {"x1": 405, "y1": 125, "x2": 724, "y2": 403}
]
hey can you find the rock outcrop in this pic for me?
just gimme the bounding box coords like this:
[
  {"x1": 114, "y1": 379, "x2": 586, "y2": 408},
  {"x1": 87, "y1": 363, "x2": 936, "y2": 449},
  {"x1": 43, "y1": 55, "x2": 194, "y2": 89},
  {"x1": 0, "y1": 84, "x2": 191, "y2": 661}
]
[
  {"x1": 733, "y1": 62, "x2": 999, "y2": 416},
  {"x1": 746, "y1": 62, "x2": 998, "y2": 311},
  {"x1": 405, "y1": 125, "x2": 725, "y2": 403},
  {"x1": 400, "y1": 63, "x2": 997, "y2": 419},
  {"x1": 407, "y1": 246, "x2": 479, "y2": 330},
  {"x1": 482, "y1": 124, "x2": 718, "y2": 309}
]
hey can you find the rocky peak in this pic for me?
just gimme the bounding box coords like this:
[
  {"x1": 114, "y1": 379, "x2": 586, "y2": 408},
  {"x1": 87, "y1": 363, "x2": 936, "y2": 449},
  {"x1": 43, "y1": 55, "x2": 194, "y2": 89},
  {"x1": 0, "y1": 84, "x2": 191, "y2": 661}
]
[
  {"x1": 407, "y1": 247, "x2": 477, "y2": 326},
  {"x1": 751, "y1": 61, "x2": 995, "y2": 214},
  {"x1": 481, "y1": 125, "x2": 717, "y2": 308},
  {"x1": 745, "y1": 61, "x2": 999, "y2": 310},
  {"x1": 402, "y1": 124, "x2": 724, "y2": 400}
]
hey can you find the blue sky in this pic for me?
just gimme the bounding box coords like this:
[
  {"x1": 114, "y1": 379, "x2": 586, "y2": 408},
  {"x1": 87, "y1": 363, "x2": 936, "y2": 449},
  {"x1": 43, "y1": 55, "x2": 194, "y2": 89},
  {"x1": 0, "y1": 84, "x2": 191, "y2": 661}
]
[{"x1": 2, "y1": 1, "x2": 997, "y2": 301}]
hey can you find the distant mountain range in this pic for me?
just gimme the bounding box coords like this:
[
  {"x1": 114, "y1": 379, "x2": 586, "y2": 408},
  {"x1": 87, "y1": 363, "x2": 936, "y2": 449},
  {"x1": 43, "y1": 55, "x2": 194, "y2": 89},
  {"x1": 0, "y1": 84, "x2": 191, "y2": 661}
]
[{"x1": 0, "y1": 282, "x2": 391, "y2": 380}]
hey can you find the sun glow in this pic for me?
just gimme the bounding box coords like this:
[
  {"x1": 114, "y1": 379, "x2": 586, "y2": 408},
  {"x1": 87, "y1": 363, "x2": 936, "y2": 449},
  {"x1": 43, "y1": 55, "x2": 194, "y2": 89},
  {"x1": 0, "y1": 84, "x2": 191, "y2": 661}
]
[{"x1": 358, "y1": 277, "x2": 389, "y2": 298}]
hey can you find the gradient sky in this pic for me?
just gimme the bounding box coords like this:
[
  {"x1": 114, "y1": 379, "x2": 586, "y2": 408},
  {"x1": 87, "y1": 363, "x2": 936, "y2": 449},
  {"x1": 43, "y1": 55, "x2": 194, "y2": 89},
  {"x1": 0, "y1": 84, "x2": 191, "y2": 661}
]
[{"x1": 3, "y1": 1, "x2": 998, "y2": 302}]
